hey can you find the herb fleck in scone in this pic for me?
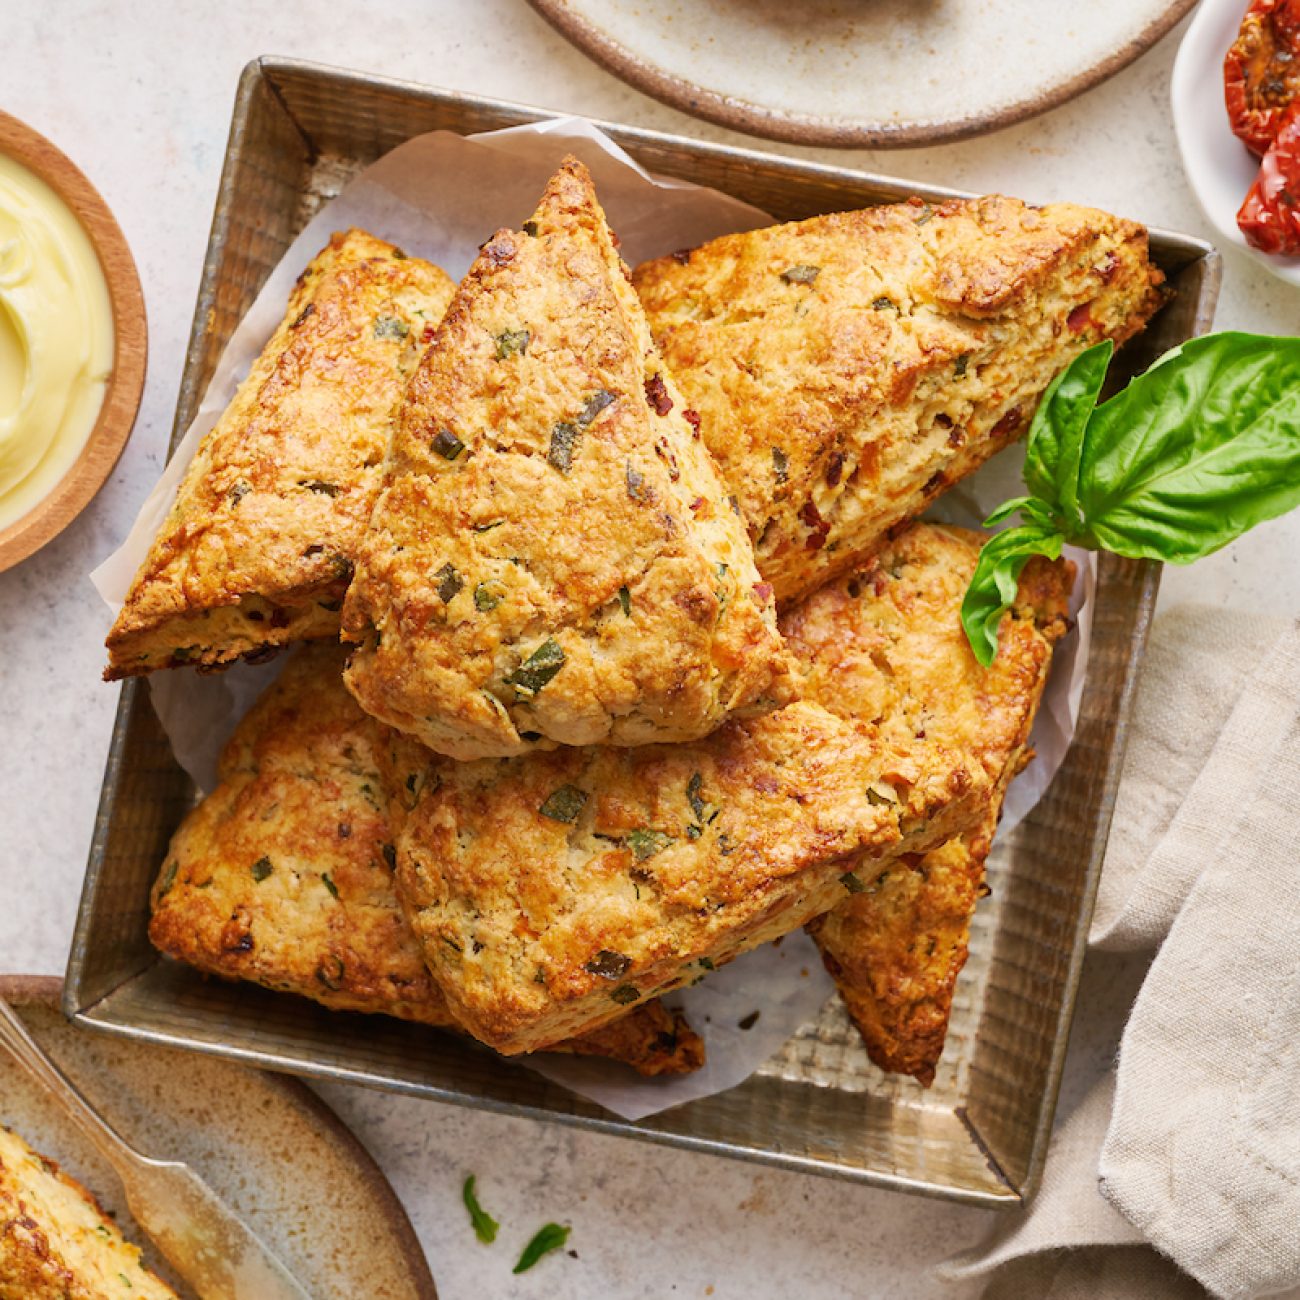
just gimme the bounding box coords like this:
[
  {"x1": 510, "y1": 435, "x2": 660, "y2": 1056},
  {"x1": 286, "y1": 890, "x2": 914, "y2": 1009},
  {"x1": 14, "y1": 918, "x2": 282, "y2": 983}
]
[
  {"x1": 633, "y1": 196, "x2": 1165, "y2": 603},
  {"x1": 149, "y1": 644, "x2": 703, "y2": 1077},
  {"x1": 342, "y1": 158, "x2": 795, "y2": 760},
  {"x1": 785, "y1": 523, "x2": 1074, "y2": 1083},
  {"x1": 0, "y1": 1124, "x2": 178, "y2": 1299},
  {"x1": 385, "y1": 701, "x2": 990, "y2": 1055},
  {"x1": 105, "y1": 230, "x2": 456, "y2": 679}
]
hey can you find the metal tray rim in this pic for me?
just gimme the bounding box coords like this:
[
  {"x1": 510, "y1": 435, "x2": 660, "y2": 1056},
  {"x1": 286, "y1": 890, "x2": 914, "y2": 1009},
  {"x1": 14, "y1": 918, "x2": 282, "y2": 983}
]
[{"x1": 64, "y1": 997, "x2": 1022, "y2": 1207}]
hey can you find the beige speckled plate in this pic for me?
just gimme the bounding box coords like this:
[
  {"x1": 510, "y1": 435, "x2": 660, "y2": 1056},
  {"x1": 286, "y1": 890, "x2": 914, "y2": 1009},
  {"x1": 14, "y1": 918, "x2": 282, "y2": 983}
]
[
  {"x1": 0, "y1": 977, "x2": 436, "y2": 1300},
  {"x1": 528, "y1": 0, "x2": 1198, "y2": 147}
]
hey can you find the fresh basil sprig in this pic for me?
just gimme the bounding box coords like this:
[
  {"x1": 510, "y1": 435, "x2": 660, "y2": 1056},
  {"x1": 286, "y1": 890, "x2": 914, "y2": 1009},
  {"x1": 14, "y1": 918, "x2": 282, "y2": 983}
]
[{"x1": 962, "y1": 332, "x2": 1300, "y2": 665}]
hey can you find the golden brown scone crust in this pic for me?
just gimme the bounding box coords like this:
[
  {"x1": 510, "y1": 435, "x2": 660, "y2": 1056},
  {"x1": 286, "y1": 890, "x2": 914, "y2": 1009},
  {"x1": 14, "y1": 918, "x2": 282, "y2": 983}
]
[
  {"x1": 342, "y1": 158, "x2": 795, "y2": 760},
  {"x1": 149, "y1": 642, "x2": 448, "y2": 1024},
  {"x1": 571, "y1": 1000, "x2": 705, "y2": 1077},
  {"x1": 148, "y1": 643, "x2": 704, "y2": 1077},
  {"x1": 809, "y1": 826, "x2": 992, "y2": 1087},
  {"x1": 634, "y1": 195, "x2": 1165, "y2": 603},
  {"x1": 106, "y1": 230, "x2": 456, "y2": 679},
  {"x1": 789, "y1": 523, "x2": 1074, "y2": 1083},
  {"x1": 385, "y1": 700, "x2": 990, "y2": 1055},
  {"x1": 0, "y1": 1125, "x2": 178, "y2": 1299}
]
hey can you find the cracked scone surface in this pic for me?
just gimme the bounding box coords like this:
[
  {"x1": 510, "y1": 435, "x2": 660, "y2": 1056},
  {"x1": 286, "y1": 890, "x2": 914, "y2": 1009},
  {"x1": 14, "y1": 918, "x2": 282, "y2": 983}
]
[
  {"x1": 786, "y1": 523, "x2": 1074, "y2": 1083},
  {"x1": 634, "y1": 195, "x2": 1164, "y2": 603},
  {"x1": 386, "y1": 700, "x2": 989, "y2": 1055},
  {"x1": 149, "y1": 643, "x2": 703, "y2": 1077},
  {"x1": 106, "y1": 229, "x2": 456, "y2": 679},
  {"x1": 0, "y1": 1124, "x2": 178, "y2": 1299},
  {"x1": 342, "y1": 158, "x2": 794, "y2": 760}
]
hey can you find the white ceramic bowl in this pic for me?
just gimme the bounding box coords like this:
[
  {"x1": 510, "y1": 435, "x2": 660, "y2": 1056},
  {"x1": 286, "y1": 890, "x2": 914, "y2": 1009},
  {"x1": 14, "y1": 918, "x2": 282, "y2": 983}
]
[{"x1": 1172, "y1": 0, "x2": 1300, "y2": 285}]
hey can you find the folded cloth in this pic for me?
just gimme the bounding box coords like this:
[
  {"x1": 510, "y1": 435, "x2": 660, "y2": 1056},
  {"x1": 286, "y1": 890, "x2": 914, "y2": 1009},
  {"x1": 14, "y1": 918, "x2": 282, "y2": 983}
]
[{"x1": 940, "y1": 604, "x2": 1300, "y2": 1300}]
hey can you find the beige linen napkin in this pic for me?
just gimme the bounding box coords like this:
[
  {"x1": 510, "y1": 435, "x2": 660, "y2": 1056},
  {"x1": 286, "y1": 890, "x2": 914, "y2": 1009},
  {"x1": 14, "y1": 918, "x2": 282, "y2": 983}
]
[{"x1": 941, "y1": 604, "x2": 1300, "y2": 1300}]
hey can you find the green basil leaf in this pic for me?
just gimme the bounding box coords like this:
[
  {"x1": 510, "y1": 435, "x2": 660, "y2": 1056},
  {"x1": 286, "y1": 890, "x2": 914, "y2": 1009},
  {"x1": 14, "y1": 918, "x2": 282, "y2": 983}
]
[
  {"x1": 374, "y1": 315, "x2": 409, "y2": 340},
  {"x1": 505, "y1": 637, "x2": 566, "y2": 697},
  {"x1": 539, "y1": 784, "x2": 587, "y2": 823},
  {"x1": 495, "y1": 329, "x2": 530, "y2": 360},
  {"x1": 513, "y1": 1222, "x2": 570, "y2": 1273},
  {"x1": 626, "y1": 828, "x2": 673, "y2": 861},
  {"x1": 431, "y1": 429, "x2": 465, "y2": 461},
  {"x1": 960, "y1": 525, "x2": 1064, "y2": 667},
  {"x1": 1022, "y1": 339, "x2": 1113, "y2": 529},
  {"x1": 461, "y1": 1175, "x2": 499, "y2": 1244},
  {"x1": 157, "y1": 861, "x2": 178, "y2": 896},
  {"x1": 686, "y1": 771, "x2": 707, "y2": 822},
  {"x1": 435, "y1": 563, "x2": 463, "y2": 604},
  {"x1": 780, "y1": 264, "x2": 819, "y2": 285},
  {"x1": 583, "y1": 949, "x2": 631, "y2": 979},
  {"x1": 548, "y1": 422, "x2": 580, "y2": 474},
  {"x1": 981, "y1": 495, "x2": 1057, "y2": 529},
  {"x1": 577, "y1": 389, "x2": 617, "y2": 426},
  {"x1": 1071, "y1": 333, "x2": 1300, "y2": 562}
]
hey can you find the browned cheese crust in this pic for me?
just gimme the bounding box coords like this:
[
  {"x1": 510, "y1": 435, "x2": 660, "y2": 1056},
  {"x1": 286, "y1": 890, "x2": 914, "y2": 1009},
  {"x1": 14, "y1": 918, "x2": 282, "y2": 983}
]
[
  {"x1": 105, "y1": 230, "x2": 457, "y2": 679},
  {"x1": 384, "y1": 700, "x2": 990, "y2": 1055},
  {"x1": 785, "y1": 523, "x2": 1074, "y2": 1083},
  {"x1": 0, "y1": 1125, "x2": 178, "y2": 1299},
  {"x1": 342, "y1": 158, "x2": 795, "y2": 760},
  {"x1": 633, "y1": 196, "x2": 1165, "y2": 603},
  {"x1": 148, "y1": 643, "x2": 704, "y2": 1077}
]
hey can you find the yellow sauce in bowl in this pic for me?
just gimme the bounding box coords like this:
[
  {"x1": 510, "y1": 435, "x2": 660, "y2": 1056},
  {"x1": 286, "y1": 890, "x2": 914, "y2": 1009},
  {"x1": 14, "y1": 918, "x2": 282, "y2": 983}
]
[{"x1": 0, "y1": 152, "x2": 114, "y2": 532}]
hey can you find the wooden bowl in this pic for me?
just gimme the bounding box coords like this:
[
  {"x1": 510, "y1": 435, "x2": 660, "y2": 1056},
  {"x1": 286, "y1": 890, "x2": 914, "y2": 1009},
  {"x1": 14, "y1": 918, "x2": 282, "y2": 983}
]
[{"x1": 0, "y1": 110, "x2": 146, "y2": 573}]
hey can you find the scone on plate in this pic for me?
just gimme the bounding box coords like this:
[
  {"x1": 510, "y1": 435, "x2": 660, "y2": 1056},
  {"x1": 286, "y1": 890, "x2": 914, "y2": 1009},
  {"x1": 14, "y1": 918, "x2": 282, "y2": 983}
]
[
  {"x1": 633, "y1": 196, "x2": 1164, "y2": 603},
  {"x1": 342, "y1": 158, "x2": 795, "y2": 761},
  {"x1": 105, "y1": 230, "x2": 456, "y2": 679},
  {"x1": 0, "y1": 1124, "x2": 178, "y2": 1298},
  {"x1": 784, "y1": 523, "x2": 1075, "y2": 1083},
  {"x1": 384, "y1": 700, "x2": 990, "y2": 1055},
  {"x1": 148, "y1": 643, "x2": 703, "y2": 1077}
]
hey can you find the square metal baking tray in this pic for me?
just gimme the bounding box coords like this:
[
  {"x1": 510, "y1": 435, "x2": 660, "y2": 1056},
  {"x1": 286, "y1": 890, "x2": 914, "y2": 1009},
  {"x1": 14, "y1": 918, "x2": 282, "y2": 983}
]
[{"x1": 66, "y1": 56, "x2": 1221, "y2": 1207}]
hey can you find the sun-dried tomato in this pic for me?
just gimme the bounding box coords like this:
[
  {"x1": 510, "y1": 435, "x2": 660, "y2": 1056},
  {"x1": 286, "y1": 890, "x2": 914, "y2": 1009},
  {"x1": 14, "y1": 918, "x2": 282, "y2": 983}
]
[
  {"x1": 1238, "y1": 100, "x2": 1300, "y2": 253},
  {"x1": 644, "y1": 372, "x2": 673, "y2": 416},
  {"x1": 1225, "y1": 0, "x2": 1300, "y2": 157}
]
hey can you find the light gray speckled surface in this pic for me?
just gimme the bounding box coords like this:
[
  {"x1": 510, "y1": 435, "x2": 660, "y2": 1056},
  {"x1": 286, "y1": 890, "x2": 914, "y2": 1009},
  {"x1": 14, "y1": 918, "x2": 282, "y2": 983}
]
[{"x1": 2, "y1": 4, "x2": 1298, "y2": 1296}]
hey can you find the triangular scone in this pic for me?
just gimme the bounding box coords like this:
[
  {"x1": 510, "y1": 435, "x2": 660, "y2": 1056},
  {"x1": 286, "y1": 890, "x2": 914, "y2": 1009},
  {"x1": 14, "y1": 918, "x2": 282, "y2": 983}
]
[
  {"x1": 106, "y1": 230, "x2": 456, "y2": 679},
  {"x1": 148, "y1": 643, "x2": 704, "y2": 1078},
  {"x1": 384, "y1": 700, "x2": 990, "y2": 1055},
  {"x1": 342, "y1": 158, "x2": 795, "y2": 760},
  {"x1": 784, "y1": 523, "x2": 1074, "y2": 1084},
  {"x1": 809, "y1": 820, "x2": 997, "y2": 1087},
  {"x1": 634, "y1": 196, "x2": 1165, "y2": 603},
  {"x1": 0, "y1": 1125, "x2": 178, "y2": 1298}
]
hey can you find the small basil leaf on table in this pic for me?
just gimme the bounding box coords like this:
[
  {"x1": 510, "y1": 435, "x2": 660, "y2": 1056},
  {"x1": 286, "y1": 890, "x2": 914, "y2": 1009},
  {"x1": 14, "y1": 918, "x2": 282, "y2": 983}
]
[
  {"x1": 513, "y1": 1222, "x2": 571, "y2": 1274},
  {"x1": 462, "y1": 1174, "x2": 499, "y2": 1244}
]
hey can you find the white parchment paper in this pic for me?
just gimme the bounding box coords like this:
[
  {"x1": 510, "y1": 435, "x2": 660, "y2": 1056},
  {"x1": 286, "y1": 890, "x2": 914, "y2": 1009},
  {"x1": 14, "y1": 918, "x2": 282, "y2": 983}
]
[{"x1": 91, "y1": 118, "x2": 1091, "y2": 1118}]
